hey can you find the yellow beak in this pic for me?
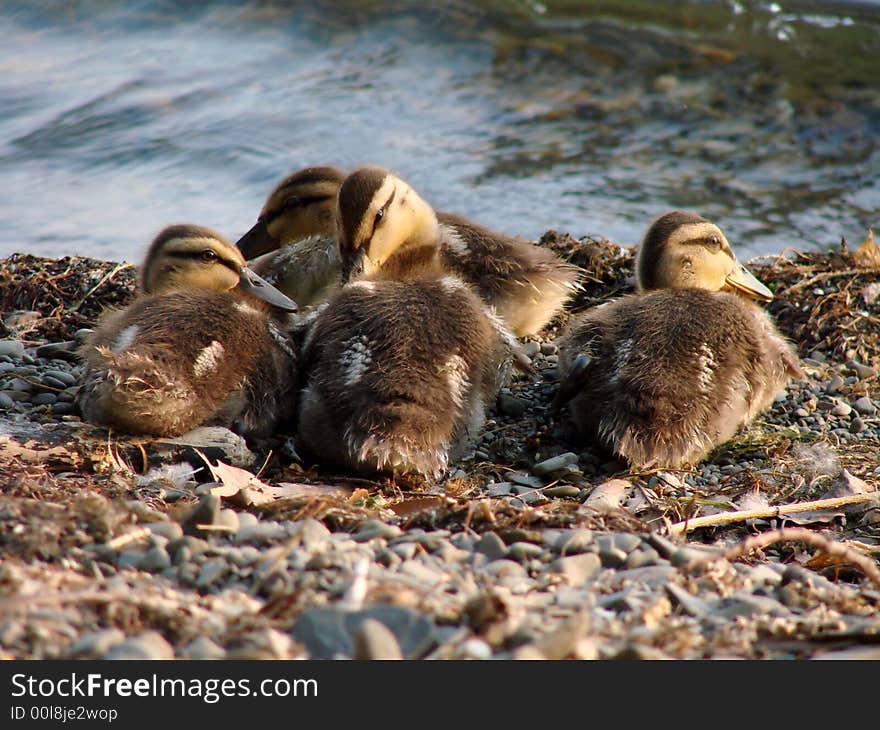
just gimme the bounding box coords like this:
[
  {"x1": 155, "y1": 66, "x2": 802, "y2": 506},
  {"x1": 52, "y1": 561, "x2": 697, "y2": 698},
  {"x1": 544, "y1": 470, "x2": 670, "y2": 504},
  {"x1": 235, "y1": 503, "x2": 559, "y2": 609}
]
[{"x1": 724, "y1": 260, "x2": 773, "y2": 302}]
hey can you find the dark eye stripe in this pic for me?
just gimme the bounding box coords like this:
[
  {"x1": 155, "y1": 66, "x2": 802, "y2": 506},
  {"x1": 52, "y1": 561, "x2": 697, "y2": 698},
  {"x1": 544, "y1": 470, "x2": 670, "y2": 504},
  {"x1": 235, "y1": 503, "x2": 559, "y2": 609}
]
[{"x1": 166, "y1": 249, "x2": 239, "y2": 273}]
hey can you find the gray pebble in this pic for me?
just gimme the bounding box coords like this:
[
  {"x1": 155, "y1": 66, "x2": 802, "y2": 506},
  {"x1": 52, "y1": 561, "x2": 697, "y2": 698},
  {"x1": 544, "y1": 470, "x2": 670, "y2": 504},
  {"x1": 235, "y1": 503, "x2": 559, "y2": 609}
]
[
  {"x1": 625, "y1": 548, "x2": 661, "y2": 569},
  {"x1": 196, "y1": 558, "x2": 228, "y2": 588},
  {"x1": 168, "y1": 536, "x2": 209, "y2": 562},
  {"x1": 825, "y1": 374, "x2": 844, "y2": 394},
  {"x1": 354, "y1": 520, "x2": 402, "y2": 542},
  {"x1": 181, "y1": 494, "x2": 221, "y2": 534},
  {"x1": 235, "y1": 520, "x2": 287, "y2": 544},
  {"x1": 40, "y1": 375, "x2": 68, "y2": 390},
  {"x1": 146, "y1": 522, "x2": 183, "y2": 542},
  {"x1": 509, "y1": 473, "x2": 545, "y2": 489},
  {"x1": 794, "y1": 408, "x2": 809, "y2": 418},
  {"x1": 554, "y1": 529, "x2": 594, "y2": 555},
  {"x1": 521, "y1": 341, "x2": 541, "y2": 357},
  {"x1": 476, "y1": 532, "x2": 508, "y2": 561},
  {"x1": 117, "y1": 549, "x2": 147, "y2": 569},
  {"x1": 611, "y1": 533, "x2": 643, "y2": 554},
  {"x1": 103, "y1": 631, "x2": 174, "y2": 660},
  {"x1": 550, "y1": 553, "x2": 601, "y2": 586},
  {"x1": 497, "y1": 393, "x2": 528, "y2": 417},
  {"x1": 598, "y1": 546, "x2": 628, "y2": 568},
  {"x1": 50, "y1": 402, "x2": 74, "y2": 415},
  {"x1": 507, "y1": 541, "x2": 544, "y2": 562},
  {"x1": 140, "y1": 546, "x2": 171, "y2": 572},
  {"x1": 8, "y1": 378, "x2": 31, "y2": 392},
  {"x1": 487, "y1": 482, "x2": 514, "y2": 497},
  {"x1": 853, "y1": 396, "x2": 877, "y2": 415},
  {"x1": 69, "y1": 628, "x2": 126, "y2": 658},
  {"x1": 0, "y1": 393, "x2": 13, "y2": 410},
  {"x1": 74, "y1": 328, "x2": 94, "y2": 344},
  {"x1": 45, "y1": 369, "x2": 77, "y2": 386},
  {"x1": 0, "y1": 340, "x2": 24, "y2": 359},
  {"x1": 32, "y1": 392, "x2": 57, "y2": 406},
  {"x1": 179, "y1": 636, "x2": 226, "y2": 660},
  {"x1": 532, "y1": 452, "x2": 579, "y2": 477},
  {"x1": 831, "y1": 402, "x2": 852, "y2": 417}
]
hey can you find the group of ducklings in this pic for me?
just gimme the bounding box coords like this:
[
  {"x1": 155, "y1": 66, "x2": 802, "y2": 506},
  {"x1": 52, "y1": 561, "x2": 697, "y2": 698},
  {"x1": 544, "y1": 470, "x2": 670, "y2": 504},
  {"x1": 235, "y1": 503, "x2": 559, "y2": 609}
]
[{"x1": 75, "y1": 164, "x2": 803, "y2": 480}]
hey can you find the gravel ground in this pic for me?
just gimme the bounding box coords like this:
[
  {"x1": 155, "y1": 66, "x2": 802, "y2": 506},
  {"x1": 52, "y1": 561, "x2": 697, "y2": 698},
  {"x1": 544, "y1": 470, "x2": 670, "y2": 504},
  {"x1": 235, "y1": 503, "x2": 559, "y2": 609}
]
[{"x1": 1, "y1": 235, "x2": 879, "y2": 660}]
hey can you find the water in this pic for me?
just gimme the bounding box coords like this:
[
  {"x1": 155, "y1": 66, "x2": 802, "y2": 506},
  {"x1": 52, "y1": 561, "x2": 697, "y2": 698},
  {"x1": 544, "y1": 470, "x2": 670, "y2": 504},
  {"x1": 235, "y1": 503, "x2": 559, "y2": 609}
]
[{"x1": 1, "y1": 0, "x2": 878, "y2": 264}]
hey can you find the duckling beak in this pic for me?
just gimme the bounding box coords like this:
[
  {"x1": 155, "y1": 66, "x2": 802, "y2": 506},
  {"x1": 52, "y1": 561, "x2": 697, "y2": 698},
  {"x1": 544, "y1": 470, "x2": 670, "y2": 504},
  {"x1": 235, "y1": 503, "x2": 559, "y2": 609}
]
[
  {"x1": 340, "y1": 248, "x2": 366, "y2": 283},
  {"x1": 236, "y1": 266, "x2": 298, "y2": 312},
  {"x1": 236, "y1": 219, "x2": 279, "y2": 260},
  {"x1": 724, "y1": 261, "x2": 773, "y2": 302}
]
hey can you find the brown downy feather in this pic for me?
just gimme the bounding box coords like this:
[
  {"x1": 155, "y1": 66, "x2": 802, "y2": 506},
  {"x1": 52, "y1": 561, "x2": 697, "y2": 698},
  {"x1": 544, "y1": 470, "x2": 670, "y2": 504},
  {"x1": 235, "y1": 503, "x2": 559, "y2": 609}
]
[
  {"x1": 296, "y1": 167, "x2": 515, "y2": 479},
  {"x1": 556, "y1": 211, "x2": 802, "y2": 470},
  {"x1": 76, "y1": 226, "x2": 298, "y2": 438}
]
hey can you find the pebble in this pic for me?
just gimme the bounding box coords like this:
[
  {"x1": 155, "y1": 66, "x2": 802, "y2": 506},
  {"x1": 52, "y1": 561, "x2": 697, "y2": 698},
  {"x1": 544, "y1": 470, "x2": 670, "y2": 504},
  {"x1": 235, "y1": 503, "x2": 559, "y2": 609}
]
[
  {"x1": 44, "y1": 369, "x2": 76, "y2": 387},
  {"x1": 179, "y1": 636, "x2": 226, "y2": 660},
  {"x1": 146, "y1": 522, "x2": 183, "y2": 542},
  {"x1": 853, "y1": 396, "x2": 877, "y2": 415},
  {"x1": 216, "y1": 509, "x2": 240, "y2": 533},
  {"x1": 831, "y1": 402, "x2": 852, "y2": 417},
  {"x1": 597, "y1": 546, "x2": 628, "y2": 568},
  {"x1": 507, "y1": 541, "x2": 544, "y2": 562},
  {"x1": 353, "y1": 619, "x2": 403, "y2": 660},
  {"x1": 550, "y1": 553, "x2": 601, "y2": 586},
  {"x1": 354, "y1": 520, "x2": 402, "y2": 542},
  {"x1": 521, "y1": 341, "x2": 541, "y2": 358},
  {"x1": 497, "y1": 393, "x2": 528, "y2": 417},
  {"x1": 487, "y1": 482, "x2": 514, "y2": 497},
  {"x1": 455, "y1": 638, "x2": 493, "y2": 660},
  {"x1": 196, "y1": 558, "x2": 228, "y2": 589},
  {"x1": 532, "y1": 452, "x2": 579, "y2": 477},
  {"x1": 825, "y1": 374, "x2": 844, "y2": 394},
  {"x1": 847, "y1": 360, "x2": 877, "y2": 380},
  {"x1": 181, "y1": 494, "x2": 221, "y2": 534},
  {"x1": 140, "y1": 546, "x2": 171, "y2": 572},
  {"x1": 103, "y1": 631, "x2": 174, "y2": 660},
  {"x1": 554, "y1": 529, "x2": 594, "y2": 555},
  {"x1": 476, "y1": 532, "x2": 508, "y2": 561},
  {"x1": 543, "y1": 485, "x2": 581, "y2": 498},
  {"x1": 68, "y1": 628, "x2": 126, "y2": 658},
  {"x1": 0, "y1": 340, "x2": 25, "y2": 358},
  {"x1": 0, "y1": 393, "x2": 13, "y2": 409}
]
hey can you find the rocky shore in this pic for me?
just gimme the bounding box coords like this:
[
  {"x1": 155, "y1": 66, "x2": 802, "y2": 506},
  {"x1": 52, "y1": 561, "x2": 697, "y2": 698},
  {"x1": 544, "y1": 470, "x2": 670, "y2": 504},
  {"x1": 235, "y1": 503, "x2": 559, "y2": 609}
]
[{"x1": 1, "y1": 231, "x2": 879, "y2": 660}]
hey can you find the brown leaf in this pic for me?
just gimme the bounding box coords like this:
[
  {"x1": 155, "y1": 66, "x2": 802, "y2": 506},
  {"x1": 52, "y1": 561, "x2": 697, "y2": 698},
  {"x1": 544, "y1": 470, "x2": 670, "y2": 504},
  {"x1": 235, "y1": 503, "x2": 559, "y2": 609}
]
[{"x1": 853, "y1": 228, "x2": 880, "y2": 268}]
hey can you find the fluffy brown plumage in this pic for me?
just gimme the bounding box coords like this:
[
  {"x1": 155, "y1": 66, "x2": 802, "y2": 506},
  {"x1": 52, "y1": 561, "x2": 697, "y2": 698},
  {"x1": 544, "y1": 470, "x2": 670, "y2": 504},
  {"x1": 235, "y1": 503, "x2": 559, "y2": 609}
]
[
  {"x1": 556, "y1": 211, "x2": 802, "y2": 469},
  {"x1": 76, "y1": 224, "x2": 299, "y2": 438},
  {"x1": 296, "y1": 167, "x2": 515, "y2": 479},
  {"x1": 236, "y1": 165, "x2": 580, "y2": 334}
]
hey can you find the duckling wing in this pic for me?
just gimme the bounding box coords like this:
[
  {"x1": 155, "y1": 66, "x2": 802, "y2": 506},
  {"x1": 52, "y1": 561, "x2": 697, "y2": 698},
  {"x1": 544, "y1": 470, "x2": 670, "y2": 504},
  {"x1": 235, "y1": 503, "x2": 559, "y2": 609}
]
[
  {"x1": 438, "y1": 212, "x2": 581, "y2": 336},
  {"x1": 249, "y1": 234, "x2": 341, "y2": 309},
  {"x1": 557, "y1": 290, "x2": 798, "y2": 469}
]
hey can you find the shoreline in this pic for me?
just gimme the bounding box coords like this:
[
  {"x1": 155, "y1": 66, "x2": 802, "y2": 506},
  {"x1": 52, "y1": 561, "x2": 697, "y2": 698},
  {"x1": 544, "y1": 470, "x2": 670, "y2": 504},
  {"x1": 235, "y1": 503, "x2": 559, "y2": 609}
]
[{"x1": 1, "y1": 232, "x2": 879, "y2": 660}]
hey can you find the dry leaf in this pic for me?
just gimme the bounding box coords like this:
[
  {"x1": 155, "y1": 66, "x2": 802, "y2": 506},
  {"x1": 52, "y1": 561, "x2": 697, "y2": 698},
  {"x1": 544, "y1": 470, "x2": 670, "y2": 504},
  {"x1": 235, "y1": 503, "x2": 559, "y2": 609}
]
[
  {"x1": 389, "y1": 496, "x2": 447, "y2": 517},
  {"x1": 853, "y1": 228, "x2": 880, "y2": 268}
]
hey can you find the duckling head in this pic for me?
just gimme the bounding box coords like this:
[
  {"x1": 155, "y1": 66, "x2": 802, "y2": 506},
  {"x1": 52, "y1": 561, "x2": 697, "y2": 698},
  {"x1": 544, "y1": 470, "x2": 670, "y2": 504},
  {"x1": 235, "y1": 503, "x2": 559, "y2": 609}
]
[
  {"x1": 140, "y1": 223, "x2": 298, "y2": 311},
  {"x1": 236, "y1": 165, "x2": 346, "y2": 260},
  {"x1": 336, "y1": 166, "x2": 440, "y2": 281},
  {"x1": 636, "y1": 211, "x2": 773, "y2": 302}
]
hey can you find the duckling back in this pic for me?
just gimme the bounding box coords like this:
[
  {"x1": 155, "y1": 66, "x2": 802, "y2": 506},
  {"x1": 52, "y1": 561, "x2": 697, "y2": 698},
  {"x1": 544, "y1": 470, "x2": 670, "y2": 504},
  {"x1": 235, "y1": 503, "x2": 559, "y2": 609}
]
[
  {"x1": 557, "y1": 287, "x2": 802, "y2": 469},
  {"x1": 77, "y1": 290, "x2": 297, "y2": 438},
  {"x1": 297, "y1": 277, "x2": 514, "y2": 478},
  {"x1": 76, "y1": 224, "x2": 299, "y2": 438},
  {"x1": 437, "y1": 212, "x2": 581, "y2": 337}
]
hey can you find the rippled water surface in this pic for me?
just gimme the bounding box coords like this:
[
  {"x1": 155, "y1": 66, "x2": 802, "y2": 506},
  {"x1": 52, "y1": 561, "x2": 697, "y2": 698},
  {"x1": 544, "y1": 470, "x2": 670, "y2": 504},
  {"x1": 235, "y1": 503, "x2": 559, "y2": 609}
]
[{"x1": 1, "y1": 0, "x2": 878, "y2": 262}]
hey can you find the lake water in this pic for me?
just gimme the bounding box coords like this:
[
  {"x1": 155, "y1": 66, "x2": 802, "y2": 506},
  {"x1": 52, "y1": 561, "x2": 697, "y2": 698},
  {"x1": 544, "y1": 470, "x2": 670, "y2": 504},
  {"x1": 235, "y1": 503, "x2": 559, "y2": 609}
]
[{"x1": 1, "y1": 0, "x2": 878, "y2": 264}]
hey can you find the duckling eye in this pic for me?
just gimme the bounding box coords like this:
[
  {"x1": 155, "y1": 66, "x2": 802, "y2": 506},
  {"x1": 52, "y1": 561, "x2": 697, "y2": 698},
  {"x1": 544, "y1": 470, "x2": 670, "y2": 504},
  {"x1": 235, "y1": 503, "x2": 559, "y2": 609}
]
[
  {"x1": 709, "y1": 235, "x2": 721, "y2": 249},
  {"x1": 375, "y1": 207, "x2": 385, "y2": 223},
  {"x1": 199, "y1": 249, "x2": 218, "y2": 262}
]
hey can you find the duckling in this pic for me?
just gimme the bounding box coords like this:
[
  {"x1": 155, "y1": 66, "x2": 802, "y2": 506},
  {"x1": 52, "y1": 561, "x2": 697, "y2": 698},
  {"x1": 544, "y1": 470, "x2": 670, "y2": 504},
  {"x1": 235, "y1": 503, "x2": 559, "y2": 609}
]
[
  {"x1": 76, "y1": 224, "x2": 299, "y2": 438},
  {"x1": 237, "y1": 166, "x2": 346, "y2": 308},
  {"x1": 555, "y1": 211, "x2": 803, "y2": 470},
  {"x1": 235, "y1": 166, "x2": 580, "y2": 334},
  {"x1": 295, "y1": 166, "x2": 517, "y2": 479}
]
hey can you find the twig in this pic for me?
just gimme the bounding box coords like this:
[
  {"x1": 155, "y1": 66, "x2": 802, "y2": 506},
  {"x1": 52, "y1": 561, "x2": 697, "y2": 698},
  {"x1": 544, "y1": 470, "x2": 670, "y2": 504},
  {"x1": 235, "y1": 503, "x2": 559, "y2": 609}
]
[
  {"x1": 104, "y1": 527, "x2": 152, "y2": 550},
  {"x1": 667, "y1": 493, "x2": 878, "y2": 536},
  {"x1": 720, "y1": 527, "x2": 880, "y2": 590},
  {"x1": 68, "y1": 262, "x2": 134, "y2": 313},
  {"x1": 785, "y1": 266, "x2": 880, "y2": 295}
]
